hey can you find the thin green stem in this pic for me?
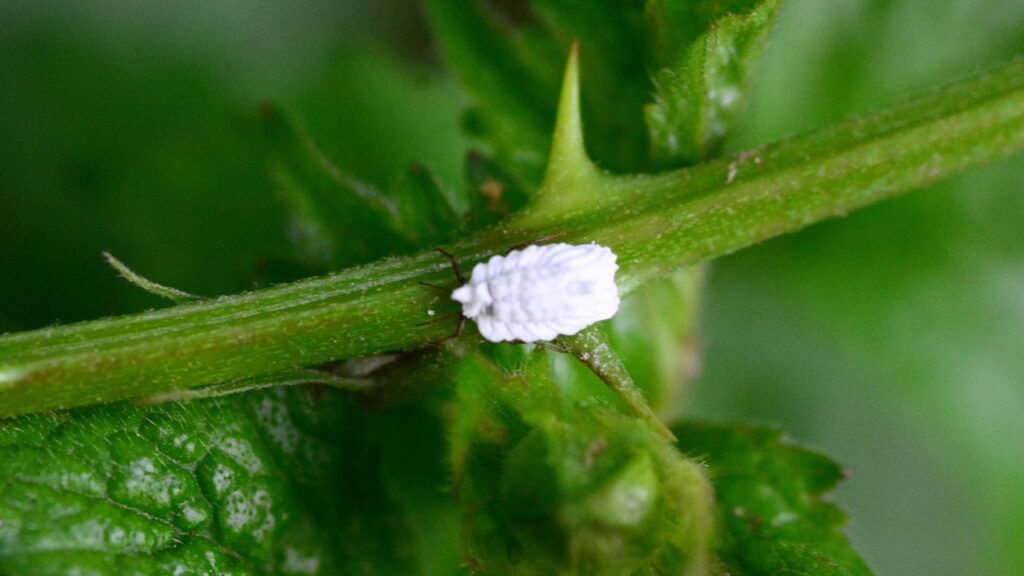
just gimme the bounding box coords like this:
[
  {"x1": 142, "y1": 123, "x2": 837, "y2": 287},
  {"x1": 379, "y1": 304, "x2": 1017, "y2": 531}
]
[{"x1": 2, "y1": 58, "x2": 1023, "y2": 417}]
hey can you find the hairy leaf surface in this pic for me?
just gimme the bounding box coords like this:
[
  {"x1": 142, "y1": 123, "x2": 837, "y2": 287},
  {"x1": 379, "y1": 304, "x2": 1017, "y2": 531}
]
[
  {"x1": 0, "y1": 387, "x2": 455, "y2": 575},
  {"x1": 451, "y1": 352, "x2": 713, "y2": 575},
  {"x1": 674, "y1": 422, "x2": 873, "y2": 575}
]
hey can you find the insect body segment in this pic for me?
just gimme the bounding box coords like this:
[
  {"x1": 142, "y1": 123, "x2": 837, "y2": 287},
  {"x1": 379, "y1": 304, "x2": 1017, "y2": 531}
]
[{"x1": 451, "y1": 243, "x2": 620, "y2": 343}]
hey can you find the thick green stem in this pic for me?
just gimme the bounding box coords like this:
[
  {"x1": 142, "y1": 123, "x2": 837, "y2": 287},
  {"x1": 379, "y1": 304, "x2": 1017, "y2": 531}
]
[{"x1": 2, "y1": 59, "x2": 1023, "y2": 417}]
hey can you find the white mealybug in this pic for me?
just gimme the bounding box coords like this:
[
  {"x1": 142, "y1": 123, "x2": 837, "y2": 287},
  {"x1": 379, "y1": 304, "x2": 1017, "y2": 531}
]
[{"x1": 448, "y1": 242, "x2": 620, "y2": 343}]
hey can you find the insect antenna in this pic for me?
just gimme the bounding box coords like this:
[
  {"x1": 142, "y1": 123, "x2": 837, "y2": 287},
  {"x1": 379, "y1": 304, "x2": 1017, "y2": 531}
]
[
  {"x1": 510, "y1": 231, "x2": 568, "y2": 251},
  {"x1": 413, "y1": 247, "x2": 471, "y2": 347},
  {"x1": 418, "y1": 280, "x2": 449, "y2": 292}
]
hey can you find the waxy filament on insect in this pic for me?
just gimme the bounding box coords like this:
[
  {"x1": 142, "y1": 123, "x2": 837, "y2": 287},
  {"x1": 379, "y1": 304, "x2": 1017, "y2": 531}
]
[{"x1": 449, "y1": 242, "x2": 620, "y2": 343}]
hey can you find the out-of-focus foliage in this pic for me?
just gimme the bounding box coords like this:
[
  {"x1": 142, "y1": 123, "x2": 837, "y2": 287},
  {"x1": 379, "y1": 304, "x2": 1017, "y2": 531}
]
[
  {"x1": 695, "y1": 1, "x2": 1024, "y2": 575},
  {"x1": 0, "y1": 3, "x2": 470, "y2": 327}
]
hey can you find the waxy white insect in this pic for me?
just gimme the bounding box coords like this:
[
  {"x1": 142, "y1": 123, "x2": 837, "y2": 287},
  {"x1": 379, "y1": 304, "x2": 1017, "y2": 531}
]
[{"x1": 447, "y1": 242, "x2": 620, "y2": 343}]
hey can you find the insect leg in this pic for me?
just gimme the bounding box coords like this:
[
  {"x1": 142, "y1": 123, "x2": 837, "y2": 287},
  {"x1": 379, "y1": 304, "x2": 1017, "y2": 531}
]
[
  {"x1": 435, "y1": 247, "x2": 466, "y2": 284},
  {"x1": 419, "y1": 314, "x2": 467, "y2": 347}
]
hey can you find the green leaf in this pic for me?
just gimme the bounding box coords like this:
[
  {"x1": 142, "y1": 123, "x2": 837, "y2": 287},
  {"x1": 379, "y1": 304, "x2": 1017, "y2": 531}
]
[
  {"x1": 391, "y1": 164, "x2": 462, "y2": 248},
  {"x1": 262, "y1": 104, "x2": 408, "y2": 269},
  {"x1": 674, "y1": 422, "x2": 873, "y2": 575},
  {"x1": 264, "y1": 105, "x2": 478, "y2": 269},
  {"x1": 290, "y1": 47, "x2": 471, "y2": 196},
  {"x1": 0, "y1": 387, "x2": 453, "y2": 575},
  {"x1": 645, "y1": 0, "x2": 783, "y2": 164},
  {"x1": 450, "y1": 352, "x2": 713, "y2": 575},
  {"x1": 426, "y1": 0, "x2": 558, "y2": 186}
]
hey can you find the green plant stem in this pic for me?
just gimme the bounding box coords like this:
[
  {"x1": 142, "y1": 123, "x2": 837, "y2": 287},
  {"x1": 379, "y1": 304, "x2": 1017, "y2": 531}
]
[{"x1": 2, "y1": 59, "x2": 1023, "y2": 417}]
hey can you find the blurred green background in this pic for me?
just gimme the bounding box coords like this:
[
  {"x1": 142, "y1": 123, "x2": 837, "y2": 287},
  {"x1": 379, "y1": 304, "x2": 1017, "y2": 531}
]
[{"x1": 1, "y1": 1, "x2": 1022, "y2": 575}]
